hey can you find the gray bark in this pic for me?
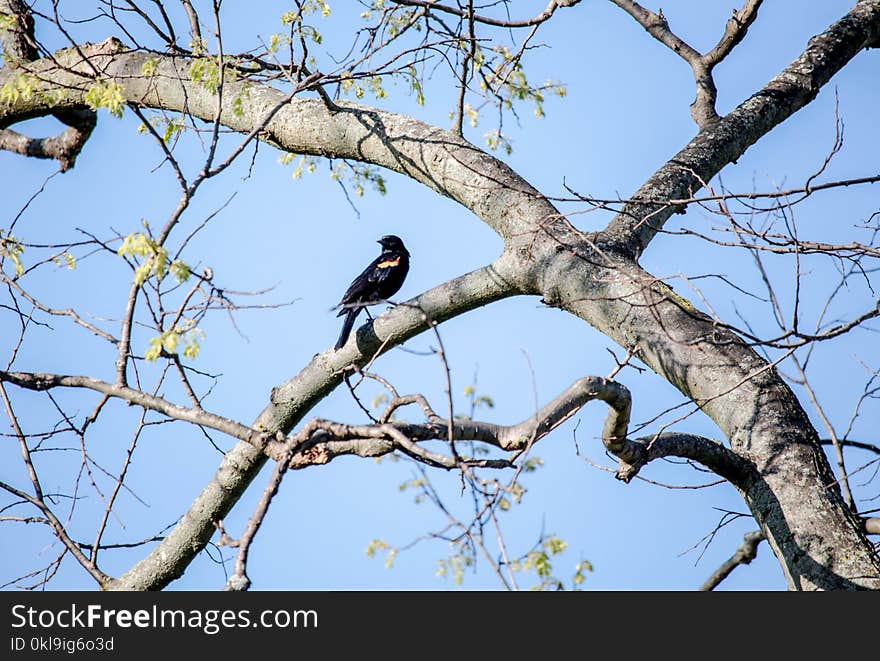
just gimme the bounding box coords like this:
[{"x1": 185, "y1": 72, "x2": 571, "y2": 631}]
[{"x1": 1, "y1": 1, "x2": 878, "y2": 590}]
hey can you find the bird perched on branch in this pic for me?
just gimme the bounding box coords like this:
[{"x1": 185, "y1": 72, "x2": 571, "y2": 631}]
[{"x1": 333, "y1": 234, "x2": 410, "y2": 351}]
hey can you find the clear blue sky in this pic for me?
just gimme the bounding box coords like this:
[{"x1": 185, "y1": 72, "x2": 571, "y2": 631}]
[{"x1": 2, "y1": 1, "x2": 878, "y2": 591}]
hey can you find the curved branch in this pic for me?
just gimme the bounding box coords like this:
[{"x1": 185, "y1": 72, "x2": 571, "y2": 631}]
[
  {"x1": 284, "y1": 377, "x2": 756, "y2": 492},
  {"x1": 285, "y1": 423, "x2": 512, "y2": 471},
  {"x1": 285, "y1": 375, "x2": 625, "y2": 468},
  {"x1": 0, "y1": 41, "x2": 556, "y2": 241},
  {"x1": 612, "y1": 432, "x2": 756, "y2": 487},
  {"x1": 0, "y1": 108, "x2": 95, "y2": 171},
  {"x1": 0, "y1": 1, "x2": 96, "y2": 170}
]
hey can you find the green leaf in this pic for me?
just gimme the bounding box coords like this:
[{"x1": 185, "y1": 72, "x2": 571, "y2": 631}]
[
  {"x1": 188, "y1": 57, "x2": 221, "y2": 94},
  {"x1": 521, "y1": 457, "x2": 544, "y2": 472},
  {"x1": 141, "y1": 58, "x2": 159, "y2": 77},
  {"x1": 0, "y1": 72, "x2": 40, "y2": 106},
  {"x1": 118, "y1": 231, "x2": 176, "y2": 286},
  {"x1": 84, "y1": 81, "x2": 126, "y2": 118},
  {"x1": 365, "y1": 538, "x2": 389, "y2": 558},
  {"x1": 170, "y1": 259, "x2": 191, "y2": 283},
  {"x1": 145, "y1": 322, "x2": 204, "y2": 362},
  {"x1": 0, "y1": 12, "x2": 18, "y2": 31},
  {"x1": 0, "y1": 231, "x2": 25, "y2": 277}
]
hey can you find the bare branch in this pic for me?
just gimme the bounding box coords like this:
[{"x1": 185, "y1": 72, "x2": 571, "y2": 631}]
[
  {"x1": 609, "y1": 1, "x2": 702, "y2": 65},
  {"x1": 390, "y1": 0, "x2": 581, "y2": 29},
  {"x1": 2, "y1": 276, "x2": 118, "y2": 344},
  {"x1": 224, "y1": 440, "x2": 299, "y2": 592},
  {"x1": 700, "y1": 530, "x2": 765, "y2": 591},
  {"x1": 0, "y1": 369, "x2": 282, "y2": 455},
  {"x1": 820, "y1": 439, "x2": 880, "y2": 456},
  {"x1": 180, "y1": 0, "x2": 202, "y2": 46},
  {"x1": 609, "y1": 0, "x2": 716, "y2": 126},
  {"x1": 604, "y1": 0, "x2": 880, "y2": 253},
  {"x1": 704, "y1": 1, "x2": 764, "y2": 67},
  {"x1": 0, "y1": 382, "x2": 111, "y2": 587},
  {"x1": 610, "y1": 0, "x2": 763, "y2": 126}
]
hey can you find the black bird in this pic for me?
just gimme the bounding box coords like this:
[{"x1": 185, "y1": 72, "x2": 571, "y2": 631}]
[{"x1": 333, "y1": 235, "x2": 410, "y2": 351}]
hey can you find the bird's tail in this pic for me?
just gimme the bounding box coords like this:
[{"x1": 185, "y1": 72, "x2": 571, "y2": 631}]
[{"x1": 334, "y1": 308, "x2": 360, "y2": 350}]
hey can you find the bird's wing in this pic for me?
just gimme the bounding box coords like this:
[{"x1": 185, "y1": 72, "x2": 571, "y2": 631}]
[{"x1": 336, "y1": 255, "x2": 385, "y2": 310}]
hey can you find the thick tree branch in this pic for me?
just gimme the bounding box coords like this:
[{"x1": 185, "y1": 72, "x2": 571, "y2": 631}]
[
  {"x1": 285, "y1": 421, "x2": 512, "y2": 471},
  {"x1": 605, "y1": 0, "x2": 880, "y2": 252},
  {"x1": 0, "y1": 108, "x2": 95, "y2": 171},
  {"x1": 0, "y1": 1, "x2": 97, "y2": 170},
  {"x1": 613, "y1": 432, "x2": 756, "y2": 486},
  {"x1": 547, "y1": 249, "x2": 880, "y2": 588},
  {"x1": 0, "y1": 0, "x2": 37, "y2": 62},
  {"x1": 0, "y1": 42, "x2": 556, "y2": 242}
]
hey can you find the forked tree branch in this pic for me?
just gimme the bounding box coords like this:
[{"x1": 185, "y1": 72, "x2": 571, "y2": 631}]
[
  {"x1": 705, "y1": 1, "x2": 764, "y2": 67},
  {"x1": 610, "y1": 0, "x2": 763, "y2": 126},
  {"x1": 0, "y1": 1, "x2": 97, "y2": 170},
  {"x1": 604, "y1": 0, "x2": 880, "y2": 254}
]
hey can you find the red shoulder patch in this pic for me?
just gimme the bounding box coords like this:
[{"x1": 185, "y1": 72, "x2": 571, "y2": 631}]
[{"x1": 376, "y1": 257, "x2": 400, "y2": 268}]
